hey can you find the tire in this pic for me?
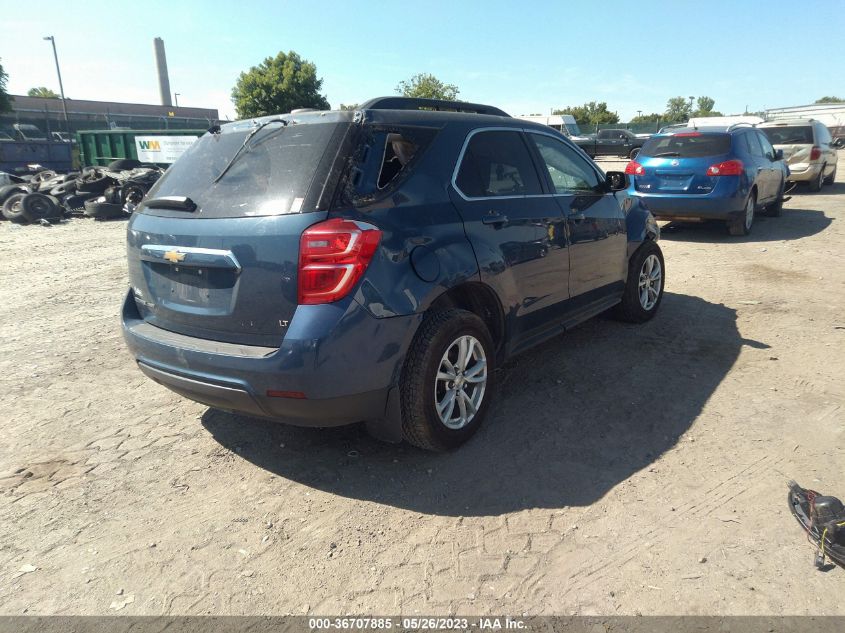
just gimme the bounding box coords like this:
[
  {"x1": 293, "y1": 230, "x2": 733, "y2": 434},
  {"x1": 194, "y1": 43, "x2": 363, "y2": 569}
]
[
  {"x1": 21, "y1": 193, "x2": 60, "y2": 222},
  {"x1": 49, "y1": 180, "x2": 78, "y2": 197},
  {"x1": 2, "y1": 192, "x2": 27, "y2": 222},
  {"x1": 107, "y1": 159, "x2": 141, "y2": 171},
  {"x1": 75, "y1": 172, "x2": 112, "y2": 194},
  {"x1": 0, "y1": 184, "x2": 30, "y2": 206},
  {"x1": 823, "y1": 164, "x2": 837, "y2": 186},
  {"x1": 83, "y1": 199, "x2": 125, "y2": 219},
  {"x1": 728, "y1": 191, "x2": 755, "y2": 236},
  {"x1": 63, "y1": 192, "x2": 98, "y2": 213},
  {"x1": 763, "y1": 182, "x2": 784, "y2": 217},
  {"x1": 400, "y1": 309, "x2": 495, "y2": 451},
  {"x1": 629, "y1": 147, "x2": 641, "y2": 160},
  {"x1": 34, "y1": 170, "x2": 57, "y2": 183},
  {"x1": 808, "y1": 166, "x2": 824, "y2": 192},
  {"x1": 614, "y1": 240, "x2": 665, "y2": 323},
  {"x1": 120, "y1": 183, "x2": 147, "y2": 213}
]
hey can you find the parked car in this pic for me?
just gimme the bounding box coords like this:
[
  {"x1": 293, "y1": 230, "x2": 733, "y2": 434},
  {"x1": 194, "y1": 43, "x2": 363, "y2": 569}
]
[
  {"x1": 625, "y1": 125, "x2": 789, "y2": 236},
  {"x1": 759, "y1": 119, "x2": 841, "y2": 192},
  {"x1": 574, "y1": 128, "x2": 647, "y2": 159},
  {"x1": 122, "y1": 97, "x2": 663, "y2": 451}
]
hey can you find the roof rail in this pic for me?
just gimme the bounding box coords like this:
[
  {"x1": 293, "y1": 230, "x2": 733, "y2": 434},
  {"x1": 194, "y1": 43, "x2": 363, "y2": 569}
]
[
  {"x1": 727, "y1": 122, "x2": 756, "y2": 131},
  {"x1": 359, "y1": 97, "x2": 510, "y2": 117}
]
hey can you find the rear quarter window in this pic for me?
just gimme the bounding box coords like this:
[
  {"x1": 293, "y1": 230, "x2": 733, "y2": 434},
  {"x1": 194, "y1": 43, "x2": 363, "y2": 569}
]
[{"x1": 640, "y1": 134, "x2": 732, "y2": 158}]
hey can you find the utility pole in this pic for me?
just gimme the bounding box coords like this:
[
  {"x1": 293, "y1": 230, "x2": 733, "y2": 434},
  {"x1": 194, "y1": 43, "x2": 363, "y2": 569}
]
[
  {"x1": 43, "y1": 36, "x2": 69, "y2": 134},
  {"x1": 174, "y1": 93, "x2": 180, "y2": 108}
]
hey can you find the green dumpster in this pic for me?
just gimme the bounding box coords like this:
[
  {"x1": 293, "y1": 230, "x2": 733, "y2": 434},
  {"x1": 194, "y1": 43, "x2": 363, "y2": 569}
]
[{"x1": 76, "y1": 128, "x2": 206, "y2": 168}]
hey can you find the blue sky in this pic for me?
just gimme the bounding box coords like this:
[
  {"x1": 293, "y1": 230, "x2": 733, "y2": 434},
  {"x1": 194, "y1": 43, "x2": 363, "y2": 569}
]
[{"x1": 2, "y1": 0, "x2": 841, "y2": 120}]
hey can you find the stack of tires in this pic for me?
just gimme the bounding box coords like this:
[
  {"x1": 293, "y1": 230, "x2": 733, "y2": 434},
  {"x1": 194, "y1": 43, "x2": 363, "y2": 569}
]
[{"x1": 0, "y1": 159, "x2": 164, "y2": 224}]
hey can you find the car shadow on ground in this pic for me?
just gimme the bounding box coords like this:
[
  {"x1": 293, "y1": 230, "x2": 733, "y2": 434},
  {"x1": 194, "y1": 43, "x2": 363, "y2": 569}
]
[
  {"x1": 202, "y1": 292, "x2": 768, "y2": 517},
  {"x1": 659, "y1": 207, "x2": 832, "y2": 243}
]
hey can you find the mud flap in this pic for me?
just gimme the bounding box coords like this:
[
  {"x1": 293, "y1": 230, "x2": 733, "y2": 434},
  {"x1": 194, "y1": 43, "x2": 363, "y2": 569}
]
[{"x1": 365, "y1": 386, "x2": 403, "y2": 443}]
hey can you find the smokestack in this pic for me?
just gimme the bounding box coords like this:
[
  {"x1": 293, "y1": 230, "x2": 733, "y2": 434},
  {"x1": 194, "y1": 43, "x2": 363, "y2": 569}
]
[{"x1": 153, "y1": 37, "x2": 172, "y2": 107}]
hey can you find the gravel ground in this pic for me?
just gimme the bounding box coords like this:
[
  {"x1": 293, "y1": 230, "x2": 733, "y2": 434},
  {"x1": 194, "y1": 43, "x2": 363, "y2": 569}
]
[{"x1": 1, "y1": 154, "x2": 843, "y2": 615}]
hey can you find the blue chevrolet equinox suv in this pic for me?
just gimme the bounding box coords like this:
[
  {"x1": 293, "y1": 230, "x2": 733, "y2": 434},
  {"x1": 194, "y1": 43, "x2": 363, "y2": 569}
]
[
  {"x1": 123, "y1": 97, "x2": 663, "y2": 451},
  {"x1": 625, "y1": 125, "x2": 789, "y2": 236}
]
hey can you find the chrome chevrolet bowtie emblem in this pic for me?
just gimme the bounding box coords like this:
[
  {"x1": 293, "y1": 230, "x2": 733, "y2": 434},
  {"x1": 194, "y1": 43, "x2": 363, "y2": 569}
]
[
  {"x1": 163, "y1": 250, "x2": 186, "y2": 263},
  {"x1": 671, "y1": 159, "x2": 680, "y2": 166}
]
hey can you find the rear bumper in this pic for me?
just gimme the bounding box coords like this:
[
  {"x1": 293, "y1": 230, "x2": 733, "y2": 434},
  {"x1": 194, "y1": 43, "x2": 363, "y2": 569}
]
[
  {"x1": 785, "y1": 162, "x2": 823, "y2": 182},
  {"x1": 122, "y1": 290, "x2": 421, "y2": 427},
  {"x1": 631, "y1": 185, "x2": 746, "y2": 221}
]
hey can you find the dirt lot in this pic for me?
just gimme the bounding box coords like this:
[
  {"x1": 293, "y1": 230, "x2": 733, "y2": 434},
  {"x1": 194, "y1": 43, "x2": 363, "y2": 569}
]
[{"x1": 1, "y1": 154, "x2": 844, "y2": 616}]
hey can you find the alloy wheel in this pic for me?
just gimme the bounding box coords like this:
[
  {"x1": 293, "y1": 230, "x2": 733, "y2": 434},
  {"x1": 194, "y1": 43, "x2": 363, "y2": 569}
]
[
  {"x1": 434, "y1": 335, "x2": 487, "y2": 430},
  {"x1": 638, "y1": 254, "x2": 662, "y2": 311}
]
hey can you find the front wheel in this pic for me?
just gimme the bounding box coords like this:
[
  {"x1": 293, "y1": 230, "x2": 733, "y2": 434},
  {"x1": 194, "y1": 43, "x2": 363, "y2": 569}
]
[
  {"x1": 629, "y1": 147, "x2": 641, "y2": 160},
  {"x1": 400, "y1": 309, "x2": 495, "y2": 451},
  {"x1": 615, "y1": 240, "x2": 665, "y2": 323},
  {"x1": 763, "y1": 182, "x2": 784, "y2": 217}
]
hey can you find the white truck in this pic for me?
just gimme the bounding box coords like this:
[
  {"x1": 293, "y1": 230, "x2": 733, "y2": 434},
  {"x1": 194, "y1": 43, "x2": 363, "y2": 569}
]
[
  {"x1": 765, "y1": 103, "x2": 845, "y2": 141},
  {"x1": 515, "y1": 114, "x2": 582, "y2": 138}
]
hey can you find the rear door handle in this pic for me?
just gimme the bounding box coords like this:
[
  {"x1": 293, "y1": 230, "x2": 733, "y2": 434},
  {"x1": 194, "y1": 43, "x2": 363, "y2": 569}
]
[{"x1": 482, "y1": 211, "x2": 508, "y2": 226}]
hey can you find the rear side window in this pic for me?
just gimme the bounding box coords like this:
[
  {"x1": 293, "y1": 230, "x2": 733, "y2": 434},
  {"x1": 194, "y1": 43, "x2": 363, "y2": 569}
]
[
  {"x1": 455, "y1": 130, "x2": 543, "y2": 198},
  {"x1": 761, "y1": 125, "x2": 814, "y2": 145},
  {"x1": 144, "y1": 121, "x2": 346, "y2": 218},
  {"x1": 640, "y1": 134, "x2": 732, "y2": 158},
  {"x1": 346, "y1": 125, "x2": 437, "y2": 203}
]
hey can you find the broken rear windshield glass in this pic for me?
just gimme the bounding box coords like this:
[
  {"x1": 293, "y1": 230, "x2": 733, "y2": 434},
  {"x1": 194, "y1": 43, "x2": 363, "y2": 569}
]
[
  {"x1": 143, "y1": 121, "x2": 346, "y2": 218},
  {"x1": 640, "y1": 134, "x2": 731, "y2": 158},
  {"x1": 761, "y1": 126, "x2": 814, "y2": 145}
]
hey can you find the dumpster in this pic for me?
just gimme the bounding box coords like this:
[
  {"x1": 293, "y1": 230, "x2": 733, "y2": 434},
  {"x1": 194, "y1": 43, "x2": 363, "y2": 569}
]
[
  {"x1": 0, "y1": 140, "x2": 73, "y2": 174},
  {"x1": 76, "y1": 128, "x2": 206, "y2": 168}
]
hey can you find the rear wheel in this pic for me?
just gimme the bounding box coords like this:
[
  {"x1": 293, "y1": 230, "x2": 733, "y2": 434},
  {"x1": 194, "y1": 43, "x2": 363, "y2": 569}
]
[
  {"x1": 823, "y1": 164, "x2": 837, "y2": 185},
  {"x1": 808, "y1": 166, "x2": 825, "y2": 192},
  {"x1": 400, "y1": 309, "x2": 494, "y2": 451},
  {"x1": 728, "y1": 191, "x2": 755, "y2": 236},
  {"x1": 615, "y1": 240, "x2": 665, "y2": 323},
  {"x1": 763, "y1": 182, "x2": 784, "y2": 217}
]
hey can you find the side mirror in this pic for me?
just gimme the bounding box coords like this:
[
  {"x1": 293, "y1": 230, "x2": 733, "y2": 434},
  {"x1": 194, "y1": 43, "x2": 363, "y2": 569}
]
[
  {"x1": 606, "y1": 171, "x2": 628, "y2": 191},
  {"x1": 774, "y1": 149, "x2": 784, "y2": 160}
]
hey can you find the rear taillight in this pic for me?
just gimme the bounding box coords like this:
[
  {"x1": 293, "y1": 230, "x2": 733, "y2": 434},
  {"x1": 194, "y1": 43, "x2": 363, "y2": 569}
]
[
  {"x1": 298, "y1": 218, "x2": 382, "y2": 305},
  {"x1": 706, "y1": 159, "x2": 743, "y2": 176},
  {"x1": 625, "y1": 161, "x2": 645, "y2": 175},
  {"x1": 810, "y1": 146, "x2": 821, "y2": 160}
]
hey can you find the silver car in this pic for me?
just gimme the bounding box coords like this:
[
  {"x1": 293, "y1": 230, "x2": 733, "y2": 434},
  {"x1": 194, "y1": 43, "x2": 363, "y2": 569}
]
[{"x1": 760, "y1": 118, "x2": 841, "y2": 191}]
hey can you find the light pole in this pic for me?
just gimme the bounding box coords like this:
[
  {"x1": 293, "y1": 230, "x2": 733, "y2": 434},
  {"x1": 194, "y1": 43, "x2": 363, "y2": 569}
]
[
  {"x1": 174, "y1": 93, "x2": 180, "y2": 108},
  {"x1": 43, "y1": 36, "x2": 69, "y2": 134},
  {"x1": 637, "y1": 110, "x2": 642, "y2": 118}
]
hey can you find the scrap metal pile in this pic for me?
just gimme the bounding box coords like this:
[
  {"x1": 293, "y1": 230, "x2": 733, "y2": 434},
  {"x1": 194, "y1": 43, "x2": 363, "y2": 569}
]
[{"x1": 0, "y1": 159, "x2": 163, "y2": 225}]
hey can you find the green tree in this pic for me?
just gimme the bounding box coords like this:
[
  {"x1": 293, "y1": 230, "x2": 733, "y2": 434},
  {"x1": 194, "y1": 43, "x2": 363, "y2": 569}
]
[
  {"x1": 692, "y1": 96, "x2": 723, "y2": 118},
  {"x1": 396, "y1": 73, "x2": 459, "y2": 101},
  {"x1": 231, "y1": 51, "x2": 329, "y2": 119},
  {"x1": 553, "y1": 101, "x2": 619, "y2": 127},
  {"x1": 664, "y1": 96, "x2": 693, "y2": 123},
  {"x1": 27, "y1": 86, "x2": 59, "y2": 98},
  {"x1": 0, "y1": 60, "x2": 12, "y2": 114},
  {"x1": 815, "y1": 96, "x2": 845, "y2": 104},
  {"x1": 628, "y1": 112, "x2": 662, "y2": 125}
]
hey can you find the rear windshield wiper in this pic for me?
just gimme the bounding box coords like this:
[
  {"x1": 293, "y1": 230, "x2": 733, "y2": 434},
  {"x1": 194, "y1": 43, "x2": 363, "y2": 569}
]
[
  {"x1": 213, "y1": 118, "x2": 288, "y2": 184},
  {"x1": 652, "y1": 151, "x2": 681, "y2": 157},
  {"x1": 143, "y1": 196, "x2": 197, "y2": 212}
]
